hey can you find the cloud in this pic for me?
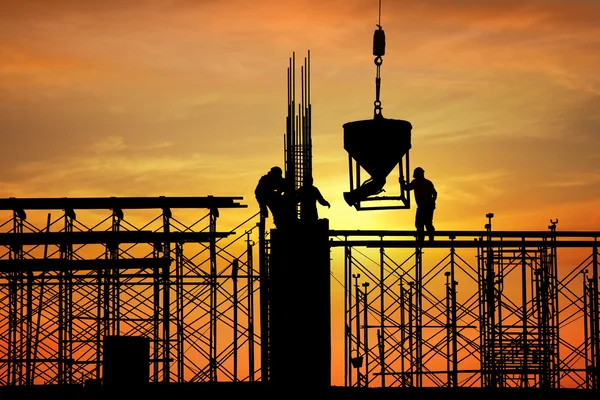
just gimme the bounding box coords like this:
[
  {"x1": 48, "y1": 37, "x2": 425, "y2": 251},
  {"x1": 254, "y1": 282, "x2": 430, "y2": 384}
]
[
  {"x1": 88, "y1": 135, "x2": 174, "y2": 154},
  {"x1": 542, "y1": 172, "x2": 600, "y2": 188},
  {"x1": 1, "y1": 0, "x2": 599, "y2": 237}
]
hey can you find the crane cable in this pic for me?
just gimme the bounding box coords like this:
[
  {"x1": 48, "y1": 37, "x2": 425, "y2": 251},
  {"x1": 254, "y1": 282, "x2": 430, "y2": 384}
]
[{"x1": 373, "y1": 0, "x2": 386, "y2": 119}]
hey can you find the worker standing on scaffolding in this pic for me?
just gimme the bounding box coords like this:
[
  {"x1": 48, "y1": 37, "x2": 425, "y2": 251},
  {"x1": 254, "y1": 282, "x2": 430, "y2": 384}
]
[
  {"x1": 296, "y1": 176, "x2": 330, "y2": 221},
  {"x1": 255, "y1": 166, "x2": 287, "y2": 228},
  {"x1": 404, "y1": 167, "x2": 437, "y2": 243}
]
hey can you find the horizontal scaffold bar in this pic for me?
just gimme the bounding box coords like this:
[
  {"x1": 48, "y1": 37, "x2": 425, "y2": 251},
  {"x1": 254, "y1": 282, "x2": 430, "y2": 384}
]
[
  {"x1": 0, "y1": 231, "x2": 232, "y2": 245},
  {"x1": 330, "y1": 239, "x2": 599, "y2": 248},
  {"x1": 0, "y1": 196, "x2": 246, "y2": 211},
  {"x1": 329, "y1": 229, "x2": 600, "y2": 239},
  {"x1": 0, "y1": 257, "x2": 170, "y2": 272}
]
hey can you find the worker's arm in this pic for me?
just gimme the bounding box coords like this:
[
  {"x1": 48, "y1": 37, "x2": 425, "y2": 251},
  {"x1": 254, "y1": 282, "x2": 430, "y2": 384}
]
[{"x1": 316, "y1": 189, "x2": 331, "y2": 208}]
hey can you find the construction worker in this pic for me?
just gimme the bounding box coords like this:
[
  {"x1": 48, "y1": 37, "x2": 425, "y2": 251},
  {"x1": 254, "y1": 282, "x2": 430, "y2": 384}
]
[
  {"x1": 404, "y1": 167, "x2": 437, "y2": 243},
  {"x1": 255, "y1": 166, "x2": 286, "y2": 227},
  {"x1": 296, "y1": 176, "x2": 330, "y2": 221}
]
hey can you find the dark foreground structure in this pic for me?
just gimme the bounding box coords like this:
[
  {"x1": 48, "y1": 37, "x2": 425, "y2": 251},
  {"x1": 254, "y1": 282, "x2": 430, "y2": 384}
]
[
  {"x1": 0, "y1": 197, "x2": 598, "y2": 397},
  {"x1": 0, "y1": 383, "x2": 599, "y2": 400}
]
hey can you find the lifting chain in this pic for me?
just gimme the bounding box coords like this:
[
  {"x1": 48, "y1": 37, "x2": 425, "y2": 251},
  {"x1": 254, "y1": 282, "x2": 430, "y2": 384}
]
[{"x1": 373, "y1": 24, "x2": 386, "y2": 119}]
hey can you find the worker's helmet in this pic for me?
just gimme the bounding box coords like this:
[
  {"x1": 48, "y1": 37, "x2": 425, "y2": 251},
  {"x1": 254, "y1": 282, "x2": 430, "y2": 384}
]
[
  {"x1": 270, "y1": 166, "x2": 283, "y2": 177},
  {"x1": 413, "y1": 167, "x2": 425, "y2": 178}
]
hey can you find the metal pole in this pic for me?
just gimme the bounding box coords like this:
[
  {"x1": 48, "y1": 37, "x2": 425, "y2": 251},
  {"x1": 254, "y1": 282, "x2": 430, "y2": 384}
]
[
  {"x1": 246, "y1": 232, "x2": 255, "y2": 382},
  {"x1": 258, "y1": 218, "x2": 269, "y2": 382},
  {"x1": 445, "y1": 271, "x2": 451, "y2": 387},
  {"x1": 153, "y1": 240, "x2": 161, "y2": 382},
  {"x1": 162, "y1": 207, "x2": 171, "y2": 383},
  {"x1": 592, "y1": 243, "x2": 599, "y2": 390},
  {"x1": 209, "y1": 208, "x2": 218, "y2": 382},
  {"x1": 399, "y1": 275, "x2": 406, "y2": 387},
  {"x1": 451, "y1": 244, "x2": 458, "y2": 387},
  {"x1": 344, "y1": 245, "x2": 351, "y2": 387},
  {"x1": 233, "y1": 258, "x2": 239, "y2": 381},
  {"x1": 32, "y1": 213, "x2": 51, "y2": 383},
  {"x1": 363, "y1": 281, "x2": 370, "y2": 387},
  {"x1": 354, "y1": 273, "x2": 361, "y2": 387},
  {"x1": 25, "y1": 258, "x2": 32, "y2": 385},
  {"x1": 415, "y1": 248, "x2": 422, "y2": 387},
  {"x1": 408, "y1": 281, "x2": 414, "y2": 387},
  {"x1": 379, "y1": 245, "x2": 385, "y2": 387},
  {"x1": 521, "y1": 243, "x2": 529, "y2": 388},
  {"x1": 176, "y1": 243, "x2": 184, "y2": 382},
  {"x1": 583, "y1": 270, "x2": 590, "y2": 390}
]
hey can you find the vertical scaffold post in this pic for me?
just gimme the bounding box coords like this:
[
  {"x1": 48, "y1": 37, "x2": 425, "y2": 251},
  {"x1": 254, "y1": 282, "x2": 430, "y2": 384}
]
[
  {"x1": 162, "y1": 207, "x2": 172, "y2": 383},
  {"x1": 592, "y1": 241, "x2": 599, "y2": 389},
  {"x1": 232, "y1": 258, "x2": 239, "y2": 381},
  {"x1": 521, "y1": 239, "x2": 529, "y2": 388},
  {"x1": 10, "y1": 208, "x2": 25, "y2": 385},
  {"x1": 353, "y1": 272, "x2": 361, "y2": 387},
  {"x1": 408, "y1": 280, "x2": 415, "y2": 387},
  {"x1": 379, "y1": 244, "x2": 385, "y2": 388},
  {"x1": 445, "y1": 271, "x2": 451, "y2": 386},
  {"x1": 415, "y1": 247, "x2": 423, "y2": 387},
  {"x1": 344, "y1": 244, "x2": 351, "y2": 387},
  {"x1": 399, "y1": 275, "x2": 407, "y2": 387},
  {"x1": 209, "y1": 207, "x2": 218, "y2": 382},
  {"x1": 450, "y1": 239, "x2": 458, "y2": 387},
  {"x1": 152, "y1": 238, "x2": 161, "y2": 382},
  {"x1": 25, "y1": 221, "x2": 32, "y2": 385},
  {"x1": 59, "y1": 208, "x2": 75, "y2": 384},
  {"x1": 363, "y1": 281, "x2": 370, "y2": 387},
  {"x1": 31, "y1": 213, "x2": 51, "y2": 384},
  {"x1": 176, "y1": 242, "x2": 184, "y2": 381},
  {"x1": 258, "y1": 215, "x2": 269, "y2": 383},
  {"x1": 110, "y1": 208, "x2": 122, "y2": 337},
  {"x1": 246, "y1": 231, "x2": 255, "y2": 382}
]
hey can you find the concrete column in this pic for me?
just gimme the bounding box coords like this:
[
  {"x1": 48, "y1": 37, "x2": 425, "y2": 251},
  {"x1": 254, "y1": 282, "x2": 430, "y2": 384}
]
[{"x1": 269, "y1": 218, "x2": 331, "y2": 390}]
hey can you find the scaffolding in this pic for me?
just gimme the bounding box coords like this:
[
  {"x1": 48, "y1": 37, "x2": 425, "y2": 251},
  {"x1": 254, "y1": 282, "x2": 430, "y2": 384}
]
[
  {"x1": 333, "y1": 220, "x2": 599, "y2": 390},
  {"x1": 0, "y1": 196, "x2": 264, "y2": 385},
  {"x1": 1, "y1": 199, "x2": 599, "y2": 390}
]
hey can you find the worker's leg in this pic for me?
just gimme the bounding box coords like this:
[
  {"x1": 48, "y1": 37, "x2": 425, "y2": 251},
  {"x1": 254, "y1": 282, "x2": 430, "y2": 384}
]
[
  {"x1": 259, "y1": 203, "x2": 269, "y2": 218},
  {"x1": 424, "y1": 208, "x2": 435, "y2": 241},
  {"x1": 268, "y1": 200, "x2": 280, "y2": 227},
  {"x1": 415, "y1": 208, "x2": 425, "y2": 243}
]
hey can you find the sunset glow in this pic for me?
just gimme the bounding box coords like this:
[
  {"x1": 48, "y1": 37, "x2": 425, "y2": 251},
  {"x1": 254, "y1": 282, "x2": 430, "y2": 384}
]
[{"x1": 1, "y1": 0, "x2": 599, "y2": 388}]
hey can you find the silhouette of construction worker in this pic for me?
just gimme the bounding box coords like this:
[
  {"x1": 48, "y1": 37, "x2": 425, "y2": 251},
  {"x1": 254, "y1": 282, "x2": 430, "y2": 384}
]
[
  {"x1": 296, "y1": 176, "x2": 331, "y2": 221},
  {"x1": 405, "y1": 167, "x2": 437, "y2": 243},
  {"x1": 255, "y1": 166, "x2": 286, "y2": 226}
]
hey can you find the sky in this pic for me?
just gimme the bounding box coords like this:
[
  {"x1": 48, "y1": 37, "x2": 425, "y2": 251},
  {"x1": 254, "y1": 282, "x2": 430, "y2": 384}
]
[
  {"x1": 1, "y1": 0, "x2": 600, "y2": 386},
  {"x1": 2, "y1": 0, "x2": 600, "y2": 233}
]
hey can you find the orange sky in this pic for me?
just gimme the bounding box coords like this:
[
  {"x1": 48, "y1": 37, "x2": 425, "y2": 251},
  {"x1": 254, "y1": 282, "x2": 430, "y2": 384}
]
[
  {"x1": 2, "y1": 0, "x2": 600, "y2": 232},
  {"x1": 1, "y1": 0, "x2": 600, "y2": 386}
]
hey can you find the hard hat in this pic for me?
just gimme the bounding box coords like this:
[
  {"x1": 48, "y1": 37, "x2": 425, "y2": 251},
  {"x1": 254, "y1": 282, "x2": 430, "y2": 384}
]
[
  {"x1": 413, "y1": 167, "x2": 425, "y2": 177},
  {"x1": 270, "y1": 166, "x2": 282, "y2": 176}
]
